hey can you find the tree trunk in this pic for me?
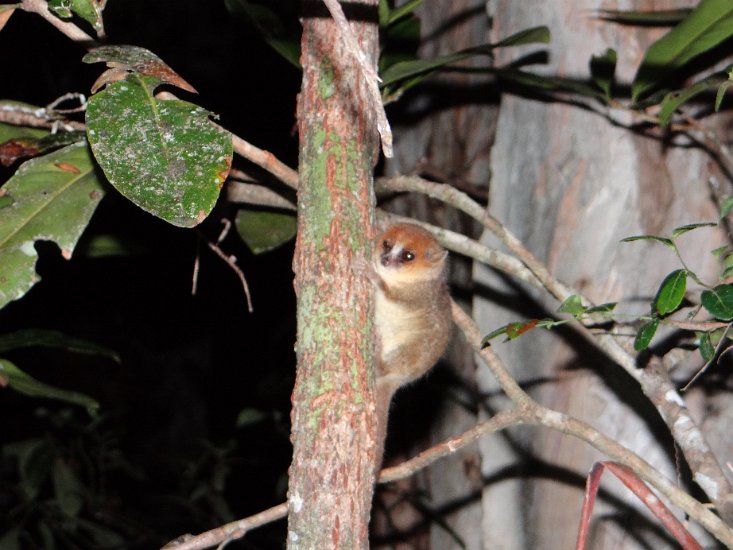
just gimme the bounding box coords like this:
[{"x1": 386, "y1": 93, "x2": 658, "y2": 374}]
[
  {"x1": 476, "y1": 1, "x2": 731, "y2": 548},
  {"x1": 288, "y1": 1, "x2": 380, "y2": 548}
]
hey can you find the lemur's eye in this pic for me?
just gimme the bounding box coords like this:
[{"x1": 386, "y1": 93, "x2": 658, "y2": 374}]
[
  {"x1": 401, "y1": 250, "x2": 415, "y2": 262},
  {"x1": 383, "y1": 239, "x2": 393, "y2": 252}
]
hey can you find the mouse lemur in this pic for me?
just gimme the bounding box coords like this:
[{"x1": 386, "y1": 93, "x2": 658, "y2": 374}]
[{"x1": 365, "y1": 222, "x2": 452, "y2": 469}]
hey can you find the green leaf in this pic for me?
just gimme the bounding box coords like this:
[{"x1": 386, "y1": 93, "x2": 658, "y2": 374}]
[
  {"x1": 585, "y1": 302, "x2": 617, "y2": 314},
  {"x1": 0, "y1": 527, "x2": 21, "y2": 550},
  {"x1": 37, "y1": 522, "x2": 55, "y2": 550},
  {"x1": 721, "y1": 196, "x2": 733, "y2": 218},
  {"x1": 379, "y1": 12, "x2": 421, "y2": 77},
  {"x1": 0, "y1": 120, "x2": 49, "y2": 142},
  {"x1": 697, "y1": 331, "x2": 715, "y2": 363},
  {"x1": 506, "y1": 319, "x2": 541, "y2": 339},
  {"x1": 658, "y1": 72, "x2": 730, "y2": 127},
  {"x1": 653, "y1": 269, "x2": 687, "y2": 315},
  {"x1": 620, "y1": 234, "x2": 675, "y2": 248},
  {"x1": 236, "y1": 407, "x2": 268, "y2": 427},
  {"x1": 701, "y1": 284, "x2": 733, "y2": 320},
  {"x1": 590, "y1": 48, "x2": 617, "y2": 98},
  {"x1": 381, "y1": 26, "x2": 549, "y2": 89},
  {"x1": 632, "y1": 0, "x2": 733, "y2": 101},
  {"x1": 715, "y1": 78, "x2": 733, "y2": 111},
  {"x1": 722, "y1": 251, "x2": 733, "y2": 267},
  {"x1": 378, "y1": 0, "x2": 389, "y2": 26},
  {"x1": 386, "y1": 0, "x2": 424, "y2": 25},
  {"x1": 76, "y1": 233, "x2": 147, "y2": 257},
  {"x1": 558, "y1": 294, "x2": 586, "y2": 316},
  {"x1": 597, "y1": 8, "x2": 691, "y2": 25},
  {"x1": 493, "y1": 25, "x2": 551, "y2": 48},
  {"x1": 381, "y1": 46, "x2": 491, "y2": 88},
  {"x1": 0, "y1": 329, "x2": 120, "y2": 362},
  {"x1": 224, "y1": 0, "x2": 301, "y2": 68},
  {"x1": 634, "y1": 319, "x2": 659, "y2": 351},
  {"x1": 481, "y1": 325, "x2": 509, "y2": 346},
  {"x1": 235, "y1": 208, "x2": 296, "y2": 254},
  {"x1": 53, "y1": 458, "x2": 84, "y2": 517},
  {"x1": 85, "y1": 74, "x2": 232, "y2": 227},
  {"x1": 495, "y1": 69, "x2": 606, "y2": 99},
  {"x1": 48, "y1": 0, "x2": 100, "y2": 28},
  {"x1": 0, "y1": 358, "x2": 99, "y2": 414},
  {"x1": 0, "y1": 142, "x2": 104, "y2": 309},
  {"x1": 4, "y1": 438, "x2": 54, "y2": 500},
  {"x1": 671, "y1": 221, "x2": 718, "y2": 238}
]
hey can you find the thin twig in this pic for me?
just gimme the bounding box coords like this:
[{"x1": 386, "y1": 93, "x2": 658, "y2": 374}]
[
  {"x1": 191, "y1": 237, "x2": 201, "y2": 295},
  {"x1": 0, "y1": 101, "x2": 85, "y2": 131},
  {"x1": 162, "y1": 503, "x2": 287, "y2": 550},
  {"x1": 198, "y1": 232, "x2": 254, "y2": 313},
  {"x1": 321, "y1": 0, "x2": 393, "y2": 157}
]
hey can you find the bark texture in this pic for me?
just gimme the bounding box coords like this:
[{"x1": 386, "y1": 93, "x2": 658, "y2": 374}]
[{"x1": 288, "y1": 1, "x2": 380, "y2": 548}]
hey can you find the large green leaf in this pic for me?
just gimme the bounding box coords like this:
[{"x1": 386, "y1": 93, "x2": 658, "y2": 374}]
[
  {"x1": 632, "y1": 0, "x2": 733, "y2": 101},
  {"x1": 0, "y1": 142, "x2": 104, "y2": 308},
  {"x1": 85, "y1": 74, "x2": 232, "y2": 227},
  {"x1": 0, "y1": 358, "x2": 99, "y2": 414}
]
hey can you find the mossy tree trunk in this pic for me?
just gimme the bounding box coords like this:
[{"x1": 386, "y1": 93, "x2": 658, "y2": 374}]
[{"x1": 287, "y1": 1, "x2": 381, "y2": 548}]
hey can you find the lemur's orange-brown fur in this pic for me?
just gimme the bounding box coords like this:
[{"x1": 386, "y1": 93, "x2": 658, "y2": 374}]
[{"x1": 367, "y1": 223, "x2": 452, "y2": 469}]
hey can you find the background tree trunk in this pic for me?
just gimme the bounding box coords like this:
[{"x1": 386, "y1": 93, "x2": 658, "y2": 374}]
[{"x1": 475, "y1": 1, "x2": 731, "y2": 548}]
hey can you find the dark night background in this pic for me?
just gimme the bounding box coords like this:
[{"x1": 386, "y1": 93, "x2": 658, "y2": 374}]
[{"x1": 0, "y1": 1, "x2": 302, "y2": 547}]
